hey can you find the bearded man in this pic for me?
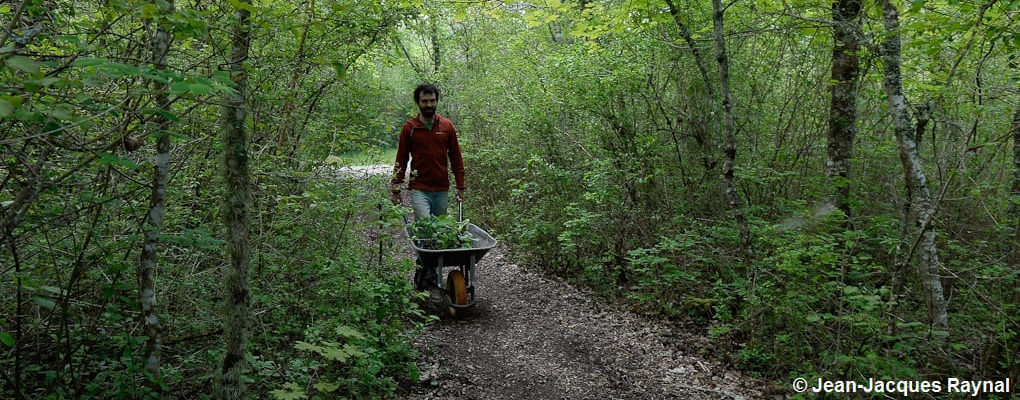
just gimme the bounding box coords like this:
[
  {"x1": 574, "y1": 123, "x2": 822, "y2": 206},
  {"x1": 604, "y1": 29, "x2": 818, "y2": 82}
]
[{"x1": 390, "y1": 83, "x2": 466, "y2": 220}]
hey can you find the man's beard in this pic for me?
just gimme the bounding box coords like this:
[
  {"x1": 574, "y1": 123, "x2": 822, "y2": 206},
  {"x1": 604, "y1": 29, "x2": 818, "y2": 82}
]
[{"x1": 419, "y1": 107, "x2": 435, "y2": 118}]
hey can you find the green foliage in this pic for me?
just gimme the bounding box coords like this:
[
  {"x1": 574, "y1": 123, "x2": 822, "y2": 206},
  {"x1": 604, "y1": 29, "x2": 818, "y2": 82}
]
[
  {"x1": 440, "y1": 0, "x2": 1018, "y2": 390},
  {"x1": 411, "y1": 215, "x2": 473, "y2": 250},
  {"x1": 2, "y1": 0, "x2": 1017, "y2": 398}
]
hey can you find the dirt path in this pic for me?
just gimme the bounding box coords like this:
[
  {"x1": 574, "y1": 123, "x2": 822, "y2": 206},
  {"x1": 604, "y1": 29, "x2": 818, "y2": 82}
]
[
  {"x1": 404, "y1": 245, "x2": 770, "y2": 400},
  {"x1": 344, "y1": 166, "x2": 772, "y2": 399}
]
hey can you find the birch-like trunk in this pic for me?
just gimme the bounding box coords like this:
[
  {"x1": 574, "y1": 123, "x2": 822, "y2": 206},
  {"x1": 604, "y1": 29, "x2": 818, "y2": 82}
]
[
  {"x1": 879, "y1": 0, "x2": 949, "y2": 333},
  {"x1": 711, "y1": 0, "x2": 753, "y2": 262},
  {"x1": 217, "y1": 2, "x2": 253, "y2": 399},
  {"x1": 825, "y1": 0, "x2": 861, "y2": 218},
  {"x1": 137, "y1": 0, "x2": 174, "y2": 382}
]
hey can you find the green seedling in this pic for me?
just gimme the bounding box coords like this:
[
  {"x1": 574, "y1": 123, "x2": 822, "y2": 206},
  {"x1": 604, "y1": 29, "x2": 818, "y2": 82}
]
[{"x1": 411, "y1": 215, "x2": 473, "y2": 250}]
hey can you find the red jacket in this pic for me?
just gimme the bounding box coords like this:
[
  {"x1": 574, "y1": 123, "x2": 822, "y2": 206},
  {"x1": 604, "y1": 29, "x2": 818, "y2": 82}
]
[{"x1": 391, "y1": 113, "x2": 465, "y2": 191}]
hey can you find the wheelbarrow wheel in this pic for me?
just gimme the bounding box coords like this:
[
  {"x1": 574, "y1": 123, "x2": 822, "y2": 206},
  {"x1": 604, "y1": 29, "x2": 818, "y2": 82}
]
[{"x1": 444, "y1": 270, "x2": 467, "y2": 317}]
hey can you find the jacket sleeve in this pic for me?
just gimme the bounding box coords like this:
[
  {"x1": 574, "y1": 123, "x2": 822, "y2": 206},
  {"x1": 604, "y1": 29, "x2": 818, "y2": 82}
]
[
  {"x1": 392, "y1": 123, "x2": 411, "y2": 187},
  {"x1": 448, "y1": 124, "x2": 466, "y2": 190}
]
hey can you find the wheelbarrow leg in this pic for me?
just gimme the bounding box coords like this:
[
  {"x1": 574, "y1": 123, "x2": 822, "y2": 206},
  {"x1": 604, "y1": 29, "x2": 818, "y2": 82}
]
[
  {"x1": 467, "y1": 254, "x2": 476, "y2": 303},
  {"x1": 435, "y1": 256, "x2": 444, "y2": 291}
]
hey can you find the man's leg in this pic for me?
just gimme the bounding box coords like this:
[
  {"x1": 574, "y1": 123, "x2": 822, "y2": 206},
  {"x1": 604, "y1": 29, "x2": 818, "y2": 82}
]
[
  {"x1": 427, "y1": 190, "x2": 450, "y2": 217},
  {"x1": 409, "y1": 190, "x2": 431, "y2": 221},
  {"x1": 409, "y1": 190, "x2": 429, "y2": 289}
]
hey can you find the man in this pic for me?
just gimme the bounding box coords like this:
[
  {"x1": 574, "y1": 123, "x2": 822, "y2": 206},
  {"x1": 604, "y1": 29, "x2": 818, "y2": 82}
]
[
  {"x1": 392, "y1": 84, "x2": 465, "y2": 290},
  {"x1": 391, "y1": 83, "x2": 466, "y2": 219}
]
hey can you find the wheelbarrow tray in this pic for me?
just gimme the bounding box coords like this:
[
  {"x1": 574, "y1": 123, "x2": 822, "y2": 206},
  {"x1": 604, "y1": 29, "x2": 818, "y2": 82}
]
[
  {"x1": 405, "y1": 223, "x2": 497, "y2": 267},
  {"x1": 406, "y1": 223, "x2": 497, "y2": 315}
]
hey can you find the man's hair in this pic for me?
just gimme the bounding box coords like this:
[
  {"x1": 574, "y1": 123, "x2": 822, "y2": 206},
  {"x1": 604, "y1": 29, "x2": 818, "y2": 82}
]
[{"x1": 413, "y1": 83, "x2": 440, "y2": 102}]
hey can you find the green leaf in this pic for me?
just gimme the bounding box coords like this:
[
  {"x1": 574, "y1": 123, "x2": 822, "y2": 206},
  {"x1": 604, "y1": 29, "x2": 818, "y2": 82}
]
[
  {"x1": 270, "y1": 382, "x2": 306, "y2": 400},
  {"x1": 33, "y1": 77, "x2": 60, "y2": 88},
  {"x1": 0, "y1": 98, "x2": 13, "y2": 117},
  {"x1": 342, "y1": 343, "x2": 365, "y2": 358},
  {"x1": 140, "y1": 3, "x2": 159, "y2": 17},
  {"x1": 334, "y1": 325, "x2": 365, "y2": 340},
  {"x1": 170, "y1": 81, "x2": 191, "y2": 94},
  {"x1": 226, "y1": 0, "x2": 257, "y2": 13},
  {"x1": 72, "y1": 57, "x2": 108, "y2": 67},
  {"x1": 5, "y1": 56, "x2": 40, "y2": 74},
  {"x1": 142, "y1": 106, "x2": 180, "y2": 122},
  {"x1": 97, "y1": 152, "x2": 140, "y2": 170},
  {"x1": 294, "y1": 341, "x2": 320, "y2": 353},
  {"x1": 39, "y1": 103, "x2": 74, "y2": 120},
  {"x1": 0, "y1": 331, "x2": 14, "y2": 347},
  {"x1": 32, "y1": 295, "x2": 56, "y2": 310},
  {"x1": 189, "y1": 83, "x2": 213, "y2": 95},
  {"x1": 312, "y1": 381, "x2": 339, "y2": 393}
]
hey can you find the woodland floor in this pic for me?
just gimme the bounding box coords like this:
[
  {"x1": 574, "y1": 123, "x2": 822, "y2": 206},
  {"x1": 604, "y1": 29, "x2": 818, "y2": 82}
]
[{"x1": 349, "y1": 165, "x2": 778, "y2": 400}]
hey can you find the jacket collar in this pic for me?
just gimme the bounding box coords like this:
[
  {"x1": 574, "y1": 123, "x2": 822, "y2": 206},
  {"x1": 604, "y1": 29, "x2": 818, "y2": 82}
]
[{"x1": 409, "y1": 113, "x2": 444, "y2": 129}]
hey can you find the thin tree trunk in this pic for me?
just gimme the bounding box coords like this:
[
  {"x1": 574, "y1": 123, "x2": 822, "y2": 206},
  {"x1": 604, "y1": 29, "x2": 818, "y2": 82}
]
[
  {"x1": 879, "y1": 0, "x2": 949, "y2": 333},
  {"x1": 1, "y1": 143, "x2": 52, "y2": 400},
  {"x1": 1010, "y1": 108, "x2": 1020, "y2": 254},
  {"x1": 137, "y1": 0, "x2": 174, "y2": 383},
  {"x1": 711, "y1": 0, "x2": 753, "y2": 262},
  {"x1": 431, "y1": 14, "x2": 440, "y2": 75},
  {"x1": 217, "y1": 1, "x2": 253, "y2": 398},
  {"x1": 276, "y1": 0, "x2": 314, "y2": 157},
  {"x1": 825, "y1": 0, "x2": 861, "y2": 219},
  {"x1": 393, "y1": 34, "x2": 424, "y2": 75},
  {"x1": 1009, "y1": 107, "x2": 1019, "y2": 279},
  {"x1": 1011, "y1": 107, "x2": 1020, "y2": 380},
  {"x1": 663, "y1": 0, "x2": 714, "y2": 101},
  {"x1": 6, "y1": 238, "x2": 25, "y2": 400},
  {"x1": 664, "y1": 0, "x2": 719, "y2": 171}
]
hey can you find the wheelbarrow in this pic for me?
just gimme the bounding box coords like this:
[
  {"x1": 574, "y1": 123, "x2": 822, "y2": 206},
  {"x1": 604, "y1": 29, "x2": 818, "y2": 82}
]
[{"x1": 406, "y1": 203, "x2": 497, "y2": 317}]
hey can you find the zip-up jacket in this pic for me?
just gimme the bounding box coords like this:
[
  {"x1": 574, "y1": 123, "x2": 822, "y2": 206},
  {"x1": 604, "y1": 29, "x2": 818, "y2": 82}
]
[{"x1": 391, "y1": 113, "x2": 465, "y2": 191}]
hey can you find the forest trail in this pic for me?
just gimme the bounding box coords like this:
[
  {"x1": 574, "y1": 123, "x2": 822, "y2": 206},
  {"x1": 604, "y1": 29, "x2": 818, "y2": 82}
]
[
  {"x1": 336, "y1": 164, "x2": 392, "y2": 178},
  {"x1": 404, "y1": 245, "x2": 771, "y2": 400},
  {"x1": 346, "y1": 166, "x2": 773, "y2": 399}
]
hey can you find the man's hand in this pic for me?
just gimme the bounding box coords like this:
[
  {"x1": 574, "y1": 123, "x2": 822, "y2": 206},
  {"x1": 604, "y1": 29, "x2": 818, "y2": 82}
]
[
  {"x1": 455, "y1": 188, "x2": 464, "y2": 203},
  {"x1": 390, "y1": 190, "x2": 401, "y2": 205}
]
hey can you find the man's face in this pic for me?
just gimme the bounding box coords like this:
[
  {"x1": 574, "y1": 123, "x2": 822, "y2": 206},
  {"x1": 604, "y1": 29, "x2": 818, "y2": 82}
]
[{"x1": 417, "y1": 92, "x2": 437, "y2": 118}]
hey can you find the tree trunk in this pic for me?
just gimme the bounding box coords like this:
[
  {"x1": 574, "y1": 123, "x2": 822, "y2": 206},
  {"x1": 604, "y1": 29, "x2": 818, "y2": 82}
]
[
  {"x1": 217, "y1": 2, "x2": 253, "y2": 399},
  {"x1": 1010, "y1": 107, "x2": 1019, "y2": 264},
  {"x1": 431, "y1": 12, "x2": 440, "y2": 75},
  {"x1": 879, "y1": 0, "x2": 949, "y2": 333},
  {"x1": 664, "y1": 0, "x2": 719, "y2": 171},
  {"x1": 1010, "y1": 106, "x2": 1020, "y2": 380},
  {"x1": 137, "y1": 0, "x2": 174, "y2": 383},
  {"x1": 276, "y1": 0, "x2": 314, "y2": 158},
  {"x1": 825, "y1": 0, "x2": 861, "y2": 219},
  {"x1": 711, "y1": 0, "x2": 753, "y2": 262}
]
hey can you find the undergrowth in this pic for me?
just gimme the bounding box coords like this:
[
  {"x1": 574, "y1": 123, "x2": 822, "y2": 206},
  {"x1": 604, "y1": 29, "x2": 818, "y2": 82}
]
[{"x1": 464, "y1": 150, "x2": 1019, "y2": 397}]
